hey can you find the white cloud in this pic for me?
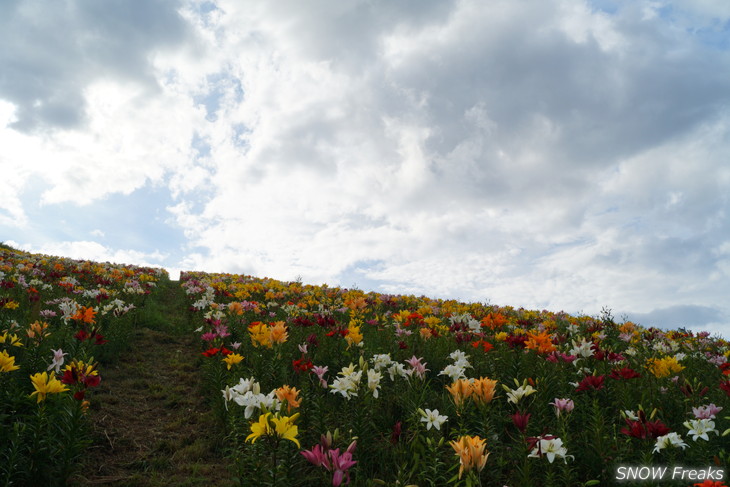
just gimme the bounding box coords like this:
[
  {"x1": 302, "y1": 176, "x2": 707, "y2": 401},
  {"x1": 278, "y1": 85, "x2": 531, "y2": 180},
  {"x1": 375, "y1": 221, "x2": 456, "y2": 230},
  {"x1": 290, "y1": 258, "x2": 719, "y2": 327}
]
[
  {"x1": 1, "y1": 0, "x2": 729, "y2": 339},
  {"x1": 0, "y1": 100, "x2": 38, "y2": 226},
  {"x1": 8, "y1": 240, "x2": 168, "y2": 270},
  {"x1": 33, "y1": 80, "x2": 205, "y2": 206}
]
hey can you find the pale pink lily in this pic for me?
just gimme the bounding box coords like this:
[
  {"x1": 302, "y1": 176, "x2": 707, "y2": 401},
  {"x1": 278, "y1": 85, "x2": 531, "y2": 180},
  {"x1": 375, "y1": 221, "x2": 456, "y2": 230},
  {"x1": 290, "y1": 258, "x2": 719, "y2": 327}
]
[
  {"x1": 549, "y1": 398, "x2": 575, "y2": 417},
  {"x1": 47, "y1": 348, "x2": 68, "y2": 374},
  {"x1": 405, "y1": 355, "x2": 429, "y2": 380},
  {"x1": 692, "y1": 404, "x2": 722, "y2": 419},
  {"x1": 214, "y1": 323, "x2": 230, "y2": 338},
  {"x1": 312, "y1": 365, "x2": 329, "y2": 388}
]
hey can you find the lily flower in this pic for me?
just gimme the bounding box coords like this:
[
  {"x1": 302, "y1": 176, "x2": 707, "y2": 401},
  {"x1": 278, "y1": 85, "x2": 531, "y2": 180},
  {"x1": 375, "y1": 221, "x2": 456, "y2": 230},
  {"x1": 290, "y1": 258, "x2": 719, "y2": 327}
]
[
  {"x1": 504, "y1": 379, "x2": 537, "y2": 404},
  {"x1": 447, "y1": 379, "x2": 473, "y2": 407},
  {"x1": 692, "y1": 404, "x2": 722, "y2": 419},
  {"x1": 301, "y1": 443, "x2": 328, "y2": 468},
  {"x1": 549, "y1": 398, "x2": 575, "y2": 417},
  {"x1": 511, "y1": 411, "x2": 531, "y2": 433},
  {"x1": 301, "y1": 439, "x2": 357, "y2": 486},
  {"x1": 312, "y1": 365, "x2": 329, "y2": 388},
  {"x1": 47, "y1": 348, "x2": 68, "y2": 374},
  {"x1": 329, "y1": 448, "x2": 357, "y2": 487},
  {"x1": 245, "y1": 412, "x2": 273, "y2": 444},
  {"x1": 200, "y1": 332, "x2": 217, "y2": 342},
  {"x1": 29, "y1": 371, "x2": 69, "y2": 402},
  {"x1": 652, "y1": 432, "x2": 688, "y2": 453},
  {"x1": 683, "y1": 418, "x2": 717, "y2": 441},
  {"x1": 275, "y1": 385, "x2": 302, "y2": 412},
  {"x1": 721, "y1": 380, "x2": 730, "y2": 397},
  {"x1": 527, "y1": 434, "x2": 572, "y2": 463},
  {"x1": 575, "y1": 374, "x2": 605, "y2": 392},
  {"x1": 222, "y1": 353, "x2": 244, "y2": 370},
  {"x1": 609, "y1": 367, "x2": 641, "y2": 380},
  {"x1": 366, "y1": 369, "x2": 382, "y2": 398},
  {"x1": 450, "y1": 435, "x2": 489, "y2": 479},
  {"x1": 419, "y1": 408, "x2": 448, "y2": 431},
  {"x1": 271, "y1": 413, "x2": 301, "y2": 448},
  {"x1": 471, "y1": 377, "x2": 498, "y2": 404},
  {"x1": 0, "y1": 350, "x2": 20, "y2": 373},
  {"x1": 404, "y1": 355, "x2": 428, "y2": 380}
]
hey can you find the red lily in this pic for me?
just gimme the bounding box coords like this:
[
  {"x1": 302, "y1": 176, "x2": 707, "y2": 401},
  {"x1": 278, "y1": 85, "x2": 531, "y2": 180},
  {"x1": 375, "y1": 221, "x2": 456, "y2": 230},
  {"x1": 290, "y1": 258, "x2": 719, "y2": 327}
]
[
  {"x1": 576, "y1": 374, "x2": 605, "y2": 392},
  {"x1": 511, "y1": 411, "x2": 531, "y2": 433},
  {"x1": 610, "y1": 367, "x2": 641, "y2": 380},
  {"x1": 720, "y1": 380, "x2": 730, "y2": 397},
  {"x1": 202, "y1": 347, "x2": 220, "y2": 357}
]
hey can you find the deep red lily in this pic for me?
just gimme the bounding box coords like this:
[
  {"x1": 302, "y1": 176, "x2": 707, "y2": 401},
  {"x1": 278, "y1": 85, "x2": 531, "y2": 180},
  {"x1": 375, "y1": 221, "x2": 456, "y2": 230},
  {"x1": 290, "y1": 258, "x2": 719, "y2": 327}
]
[
  {"x1": 610, "y1": 367, "x2": 641, "y2": 380},
  {"x1": 720, "y1": 380, "x2": 730, "y2": 397},
  {"x1": 511, "y1": 411, "x2": 531, "y2": 433},
  {"x1": 576, "y1": 374, "x2": 605, "y2": 392}
]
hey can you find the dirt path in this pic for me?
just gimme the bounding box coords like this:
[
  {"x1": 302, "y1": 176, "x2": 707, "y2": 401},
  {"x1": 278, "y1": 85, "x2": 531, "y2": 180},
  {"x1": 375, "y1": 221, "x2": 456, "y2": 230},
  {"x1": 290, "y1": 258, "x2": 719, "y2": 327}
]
[{"x1": 68, "y1": 281, "x2": 234, "y2": 487}]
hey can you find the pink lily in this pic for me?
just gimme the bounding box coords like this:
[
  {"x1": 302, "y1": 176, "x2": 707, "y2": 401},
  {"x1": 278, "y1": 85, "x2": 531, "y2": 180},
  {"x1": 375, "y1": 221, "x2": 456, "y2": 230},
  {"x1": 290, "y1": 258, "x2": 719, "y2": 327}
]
[
  {"x1": 214, "y1": 323, "x2": 230, "y2": 338},
  {"x1": 47, "y1": 348, "x2": 68, "y2": 374},
  {"x1": 405, "y1": 355, "x2": 429, "y2": 379},
  {"x1": 312, "y1": 365, "x2": 329, "y2": 388},
  {"x1": 301, "y1": 444, "x2": 329, "y2": 468},
  {"x1": 693, "y1": 404, "x2": 722, "y2": 419},
  {"x1": 201, "y1": 332, "x2": 217, "y2": 342},
  {"x1": 329, "y1": 447, "x2": 357, "y2": 486},
  {"x1": 549, "y1": 398, "x2": 575, "y2": 417}
]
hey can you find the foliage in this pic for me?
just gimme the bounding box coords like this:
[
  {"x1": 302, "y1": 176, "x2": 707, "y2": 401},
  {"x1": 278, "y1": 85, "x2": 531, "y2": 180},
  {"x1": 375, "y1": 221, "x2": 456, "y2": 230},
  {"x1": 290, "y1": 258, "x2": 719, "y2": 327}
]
[
  {"x1": 0, "y1": 247, "x2": 164, "y2": 485},
  {"x1": 184, "y1": 271, "x2": 730, "y2": 487}
]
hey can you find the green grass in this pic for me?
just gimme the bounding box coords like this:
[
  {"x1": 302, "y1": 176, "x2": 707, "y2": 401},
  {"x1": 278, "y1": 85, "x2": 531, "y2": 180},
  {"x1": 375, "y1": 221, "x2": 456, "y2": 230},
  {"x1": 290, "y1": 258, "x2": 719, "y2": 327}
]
[{"x1": 68, "y1": 280, "x2": 235, "y2": 487}]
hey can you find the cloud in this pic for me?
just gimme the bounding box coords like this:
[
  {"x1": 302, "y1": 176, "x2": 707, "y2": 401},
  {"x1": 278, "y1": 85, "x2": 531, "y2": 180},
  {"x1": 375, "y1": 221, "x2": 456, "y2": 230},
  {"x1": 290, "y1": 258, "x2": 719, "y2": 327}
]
[
  {"x1": 167, "y1": 0, "x2": 730, "y2": 286},
  {"x1": 7, "y1": 240, "x2": 168, "y2": 270},
  {"x1": 0, "y1": 0, "x2": 212, "y2": 213},
  {"x1": 1, "y1": 74, "x2": 208, "y2": 211},
  {"x1": 0, "y1": 0, "x2": 193, "y2": 132},
  {"x1": 1, "y1": 0, "x2": 729, "y2": 340},
  {"x1": 624, "y1": 305, "x2": 729, "y2": 340},
  {"x1": 626, "y1": 304, "x2": 725, "y2": 328}
]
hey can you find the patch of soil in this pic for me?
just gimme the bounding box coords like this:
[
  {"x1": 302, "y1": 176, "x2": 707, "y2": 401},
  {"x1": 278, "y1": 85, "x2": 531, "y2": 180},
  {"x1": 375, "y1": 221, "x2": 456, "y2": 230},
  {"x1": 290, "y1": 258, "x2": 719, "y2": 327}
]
[{"x1": 68, "y1": 282, "x2": 234, "y2": 487}]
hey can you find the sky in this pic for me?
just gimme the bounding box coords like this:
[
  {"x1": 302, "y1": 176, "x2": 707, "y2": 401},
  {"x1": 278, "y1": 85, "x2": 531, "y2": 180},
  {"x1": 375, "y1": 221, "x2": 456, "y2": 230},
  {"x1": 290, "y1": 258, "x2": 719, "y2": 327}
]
[{"x1": 2, "y1": 0, "x2": 729, "y2": 339}]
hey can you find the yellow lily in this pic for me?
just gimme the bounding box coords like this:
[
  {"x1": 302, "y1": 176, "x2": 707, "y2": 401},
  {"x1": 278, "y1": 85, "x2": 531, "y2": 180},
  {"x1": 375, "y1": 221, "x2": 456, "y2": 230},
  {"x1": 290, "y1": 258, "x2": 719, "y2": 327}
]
[
  {"x1": 246, "y1": 412, "x2": 273, "y2": 443},
  {"x1": 29, "y1": 371, "x2": 69, "y2": 402},
  {"x1": 272, "y1": 413, "x2": 301, "y2": 448},
  {"x1": 0, "y1": 350, "x2": 20, "y2": 373},
  {"x1": 222, "y1": 353, "x2": 244, "y2": 370}
]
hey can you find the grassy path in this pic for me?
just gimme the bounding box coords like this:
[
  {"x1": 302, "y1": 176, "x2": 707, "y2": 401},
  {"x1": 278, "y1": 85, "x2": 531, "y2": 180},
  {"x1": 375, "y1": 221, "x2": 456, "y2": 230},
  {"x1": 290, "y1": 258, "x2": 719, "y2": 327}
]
[{"x1": 68, "y1": 280, "x2": 234, "y2": 487}]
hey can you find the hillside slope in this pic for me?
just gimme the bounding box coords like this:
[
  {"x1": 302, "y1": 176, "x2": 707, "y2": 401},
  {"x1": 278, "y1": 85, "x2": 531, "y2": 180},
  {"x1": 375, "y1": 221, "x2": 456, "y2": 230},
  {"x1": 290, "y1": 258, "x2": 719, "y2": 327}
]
[{"x1": 68, "y1": 280, "x2": 234, "y2": 487}]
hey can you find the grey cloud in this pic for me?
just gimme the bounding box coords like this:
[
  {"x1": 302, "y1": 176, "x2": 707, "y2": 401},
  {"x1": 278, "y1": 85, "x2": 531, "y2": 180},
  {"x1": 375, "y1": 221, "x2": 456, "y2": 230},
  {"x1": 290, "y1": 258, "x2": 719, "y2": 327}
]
[
  {"x1": 164, "y1": 1, "x2": 730, "y2": 335},
  {"x1": 0, "y1": 0, "x2": 192, "y2": 132},
  {"x1": 625, "y1": 304, "x2": 726, "y2": 329},
  {"x1": 615, "y1": 233, "x2": 723, "y2": 274},
  {"x1": 210, "y1": 0, "x2": 729, "y2": 229},
  {"x1": 360, "y1": 2, "x2": 730, "y2": 197},
  {"x1": 249, "y1": 0, "x2": 457, "y2": 68}
]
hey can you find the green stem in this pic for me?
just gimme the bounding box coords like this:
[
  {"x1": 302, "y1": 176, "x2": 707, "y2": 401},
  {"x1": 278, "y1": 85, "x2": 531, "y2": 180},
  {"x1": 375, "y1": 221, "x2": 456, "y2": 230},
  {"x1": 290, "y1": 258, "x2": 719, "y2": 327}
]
[{"x1": 271, "y1": 436, "x2": 279, "y2": 487}]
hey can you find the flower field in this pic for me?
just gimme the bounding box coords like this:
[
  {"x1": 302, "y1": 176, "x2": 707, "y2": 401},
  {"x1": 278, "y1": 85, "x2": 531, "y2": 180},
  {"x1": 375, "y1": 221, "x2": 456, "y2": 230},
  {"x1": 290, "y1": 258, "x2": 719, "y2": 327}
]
[
  {"x1": 2, "y1": 242, "x2": 729, "y2": 486},
  {"x1": 0, "y1": 245, "x2": 164, "y2": 486},
  {"x1": 184, "y1": 271, "x2": 730, "y2": 486}
]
